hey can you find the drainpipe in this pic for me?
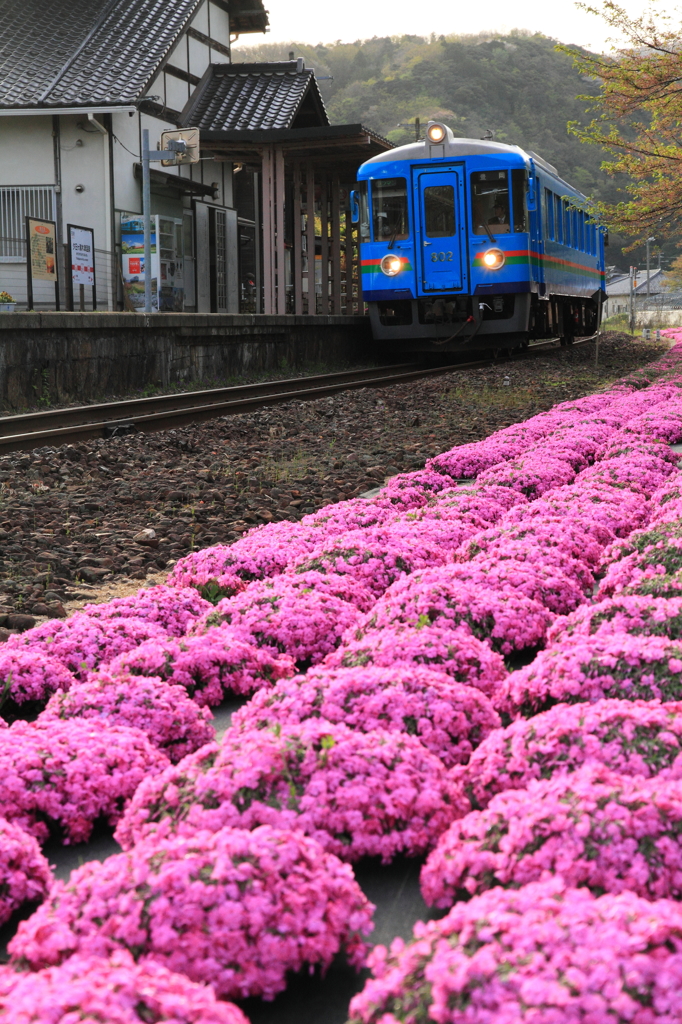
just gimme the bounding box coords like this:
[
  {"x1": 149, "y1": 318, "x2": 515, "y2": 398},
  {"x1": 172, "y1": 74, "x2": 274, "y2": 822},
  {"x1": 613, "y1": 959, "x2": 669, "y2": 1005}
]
[{"x1": 52, "y1": 114, "x2": 64, "y2": 306}]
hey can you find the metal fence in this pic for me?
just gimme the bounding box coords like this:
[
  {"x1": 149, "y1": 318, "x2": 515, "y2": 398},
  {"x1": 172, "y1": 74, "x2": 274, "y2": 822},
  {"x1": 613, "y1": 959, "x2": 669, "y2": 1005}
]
[{"x1": 0, "y1": 237, "x2": 120, "y2": 310}]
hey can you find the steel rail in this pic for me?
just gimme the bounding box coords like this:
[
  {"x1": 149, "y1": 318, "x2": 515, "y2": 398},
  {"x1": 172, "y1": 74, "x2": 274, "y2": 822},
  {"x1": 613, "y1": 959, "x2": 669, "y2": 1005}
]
[{"x1": 0, "y1": 336, "x2": 593, "y2": 455}]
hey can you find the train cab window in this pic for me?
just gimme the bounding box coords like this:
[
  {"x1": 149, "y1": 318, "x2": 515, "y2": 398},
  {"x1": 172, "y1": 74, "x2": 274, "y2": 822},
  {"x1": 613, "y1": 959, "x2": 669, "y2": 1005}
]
[
  {"x1": 554, "y1": 195, "x2": 563, "y2": 244},
  {"x1": 357, "y1": 181, "x2": 370, "y2": 243},
  {"x1": 371, "y1": 178, "x2": 409, "y2": 242},
  {"x1": 471, "y1": 170, "x2": 510, "y2": 234},
  {"x1": 511, "y1": 169, "x2": 527, "y2": 232},
  {"x1": 545, "y1": 188, "x2": 555, "y2": 240},
  {"x1": 424, "y1": 185, "x2": 456, "y2": 236}
]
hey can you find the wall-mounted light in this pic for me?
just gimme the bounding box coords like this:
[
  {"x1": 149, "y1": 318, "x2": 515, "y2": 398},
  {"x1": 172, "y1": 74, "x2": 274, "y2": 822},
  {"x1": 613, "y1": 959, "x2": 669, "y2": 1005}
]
[{"x1": 75, "y1": 184, "x2": 85, "y2": 193}]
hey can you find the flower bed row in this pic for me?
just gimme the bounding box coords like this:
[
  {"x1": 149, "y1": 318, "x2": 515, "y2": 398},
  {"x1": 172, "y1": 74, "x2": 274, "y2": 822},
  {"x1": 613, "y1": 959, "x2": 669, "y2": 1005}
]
[{"x1": 3, "y1": 342, "x2": 682, "y2": 1019}]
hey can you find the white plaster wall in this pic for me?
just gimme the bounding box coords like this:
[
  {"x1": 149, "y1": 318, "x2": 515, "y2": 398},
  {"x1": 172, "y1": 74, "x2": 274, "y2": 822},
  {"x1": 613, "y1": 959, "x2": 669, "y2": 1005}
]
[
  {"x1": 208, "y1": 2, "x2": 231, "y2": 45},
  {"x1": 59, "y1": 115, "x2": 109, "y2": 248},
  {"x1": 191, "y1": 1, "x2": 210, "y2": 34},
  {"x1": 0, "y1": 117, "x2": 54, "y2": 185}
]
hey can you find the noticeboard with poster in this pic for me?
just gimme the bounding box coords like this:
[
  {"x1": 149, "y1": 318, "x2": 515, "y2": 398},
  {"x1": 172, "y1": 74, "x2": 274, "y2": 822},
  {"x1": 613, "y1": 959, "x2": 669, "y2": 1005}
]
[
  {"x1": 120, "y1": 213, "x2": 183, "y2": 312},
  {"x1": 26, "y1": 217, "x2": 59, "y2": 309}
]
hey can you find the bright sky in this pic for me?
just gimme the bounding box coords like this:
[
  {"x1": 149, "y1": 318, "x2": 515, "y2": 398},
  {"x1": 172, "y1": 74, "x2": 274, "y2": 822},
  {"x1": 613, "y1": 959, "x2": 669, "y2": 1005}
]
[{"x1": 238, "y1": 0, "x2": 658, "y2": 53}]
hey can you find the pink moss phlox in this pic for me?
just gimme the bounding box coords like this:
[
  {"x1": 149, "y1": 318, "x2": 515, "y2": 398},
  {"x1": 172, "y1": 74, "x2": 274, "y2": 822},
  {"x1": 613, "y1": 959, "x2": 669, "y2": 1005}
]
[
  {"x1": 442, "y1": 556, "x2": 585, "y2": 615},
  {"x1": 594, "y1": 433, "x2": 678, "y2": 464},
  {"x1": 231, "y1": 664, "x2": 500, "y2": 768},
  {"x1": 189, "y1": 579, "x2": 361, "y2": 666},
  {"x1": 9, "y1": 826, "x2": 374, "y2": 1000},
  {"x1": 0, "y1": 719, "x2": 169, "y2": 844},
  {"x1": 455, "y1": 697, "x2": 682, "y2": 810},
  {"x1": 167, "y1": 518, "x2": 316, "y2": 584},
  {"x1": 475, "y1": 455, "x2": 576, "y2": 499},
  {"x1": 502, "y1": 499, "x2": 616, "y2": 547},
  {"x1": 422, "y1": 763, "x2": 682, "y2": 905},
  {"x1": 4, "y1": 614, "x2": 169, "y2": 680},
  {"x1": 623, "y1": 406, "x2": 682, "y2": 443},
  {"x1": 40, "y1": 671, "x2": 215, "y2": 764},
  {"x1": 290, "y1": 525, "x2": 447, "y2": 597},
  {"x1": 115, "y1": 721, "x2": 463, "y2": 862},
  {"x1": 458, "y1": 518, "x2": 604, "y2": 571},
  {"x1": 348, "y1": 877, "x2": 682, "y2": 1024},
  {"x1": 548, "y1": 594, "x2": 682, "y2": 645},
  {"x1": 578, "y1": 452, "x2": 676, "y2": 497},
  {"x1": 0, "y1": 816, "x2": 52, "y2": 926},
  {"x1": 301, "y1": 497, "x2": 400, "y2": 534},
  {"x1": 363, "y1": 566, "x2": 554, "y2": 654},
  {"x1": 0, "y1": 951, "x2": 250, "y2": 1024},
  {"x1": 324, "y1": 623, "x2": 507, "y2": 697},
  {"x1": 0, "y1": 650, "x2": 75, "y2": 720},
  {"x1": 503, "y1": 479, "x2": 651, "y2": 536},
  {"x1": 499, "y1": 631, "x2": 682, "y2": 715},
  {"x1": 80, "y1": 585, "x2": 212, "y2": 636},
  {"x1": 106, "y1": 629, "x2": 295, "y2": 705}
]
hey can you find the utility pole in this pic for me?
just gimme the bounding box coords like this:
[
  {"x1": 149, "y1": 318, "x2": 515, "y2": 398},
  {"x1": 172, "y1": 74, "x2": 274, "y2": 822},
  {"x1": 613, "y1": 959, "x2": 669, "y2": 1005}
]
[
  {"x1": 141, "y1": 128, "x2": 188, "y2": 313},
  {"x1": 629, "y1": 265, "x2": 638, "y2": 334},
  {"x1": 646, "y1": 236, "x2": 656, "y2": 297}
]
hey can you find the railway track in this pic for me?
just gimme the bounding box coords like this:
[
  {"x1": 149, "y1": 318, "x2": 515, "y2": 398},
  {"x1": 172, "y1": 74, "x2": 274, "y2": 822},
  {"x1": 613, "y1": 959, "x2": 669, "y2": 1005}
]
[{"x1": 0, "y1": 336, "x2": 593, "y2": 455}]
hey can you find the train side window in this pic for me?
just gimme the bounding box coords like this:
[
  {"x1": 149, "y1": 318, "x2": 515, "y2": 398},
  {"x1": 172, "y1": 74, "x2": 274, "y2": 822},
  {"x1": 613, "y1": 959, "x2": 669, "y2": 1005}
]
[
  {"x1": 555, "y1": 195, "x2": 563, "y2": 244},
  {"x1": 511, "y1": 169, "x2": 527, "y2": 232},
  {"x1": 424, "y1": 185, "x2": 456, "y2": 237},
  {"x1": 545, "y1": 188, "x2": 554, "y2": 240},
  {"x1": 371, "y1": 178, "x2": 409, "y2": 242},
  {"x1": 578, "y1": 211, "x2": 585, "y2": 252},
  {"x1": 471, "y1": 170, "x2": 510, "y2": 234},
  {"x1": 563, "y1": 200, "x2": 571, "y2": 248}
]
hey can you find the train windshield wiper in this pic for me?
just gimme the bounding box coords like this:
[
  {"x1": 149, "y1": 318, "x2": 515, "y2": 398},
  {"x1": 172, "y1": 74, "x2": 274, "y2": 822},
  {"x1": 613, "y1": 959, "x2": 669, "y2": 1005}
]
[
  {"x1": 386, "y1": 217, "x2": 402, "y2": 249},
  {"x1": 479, "y1": 221, "x2": 496, "y2": 243}
]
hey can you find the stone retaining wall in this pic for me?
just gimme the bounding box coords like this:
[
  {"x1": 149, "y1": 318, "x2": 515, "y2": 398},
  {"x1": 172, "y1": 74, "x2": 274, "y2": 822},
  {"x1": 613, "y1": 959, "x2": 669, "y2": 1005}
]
[{"x1": 0, "y1": 312, "x2": 373, "y2": 411}]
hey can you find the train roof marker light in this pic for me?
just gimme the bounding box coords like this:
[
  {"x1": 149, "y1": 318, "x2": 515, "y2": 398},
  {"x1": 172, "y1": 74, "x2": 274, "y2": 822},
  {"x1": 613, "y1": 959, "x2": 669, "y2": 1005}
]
[{"x1": 425, "y1": 121, "x2": 453, "y2": 152}]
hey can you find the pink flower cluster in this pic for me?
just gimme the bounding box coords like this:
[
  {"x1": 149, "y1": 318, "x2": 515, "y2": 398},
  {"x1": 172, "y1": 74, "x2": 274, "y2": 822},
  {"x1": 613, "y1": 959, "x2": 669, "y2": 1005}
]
[
  {"x1": 4, "y1": 613, "x2": 169, "y2": 679},
  {"x1": 422, "y1": 763, "x2": 682, "y2": 905},
  {"x1": 500, "y1": 631, "x2": 682, "y2": 715},
  {"x1": 231, "y1": 664, "x2": 500, "y2": 768},
  {"x1": 193, "y1": 576, "x2": 361, "y2": 666},
  {"x1": 81, "y1": 585, "x2": 212, "y2": 635},
  {"x1": 0, "y1": 719, "x2": 168, "y2": 844},
  {"x1": 324, "y1": 622, "x2": 507, "y2": 697},
  {"x1": 106, "y1": 629, "x2": 295, "y2": 704},
  {"x1": 0, "y1": 649, "x2": 75, "y2": 721},
  {"x1": 0, "y1": 951, "x2": 250, "y2": 1024},
  {"x1": 40, "y1": 671, "x2": 215, "y2": 763},
  {"x1": 454, "y1": 697, "x2": 682, "y2": 809},
  {"x1": 9, "y1": 825, "x2": 374, "y2": 1001},
  {"x1": 0, "y1": 816, "x2": 52, "y2": 925},
  {"x1": 115, "y1": 720, "x2": 463, "y2": 862},
  {"x1": 348, "y1": 878, "x2": 682, "y2": 1024}
]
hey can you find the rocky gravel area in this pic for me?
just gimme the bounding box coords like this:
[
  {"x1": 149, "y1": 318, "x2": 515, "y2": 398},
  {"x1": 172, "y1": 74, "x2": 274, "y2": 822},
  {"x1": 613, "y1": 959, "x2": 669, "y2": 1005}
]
[{"x1": 0, "y1": 334, "x2": 667, "y2": 635}]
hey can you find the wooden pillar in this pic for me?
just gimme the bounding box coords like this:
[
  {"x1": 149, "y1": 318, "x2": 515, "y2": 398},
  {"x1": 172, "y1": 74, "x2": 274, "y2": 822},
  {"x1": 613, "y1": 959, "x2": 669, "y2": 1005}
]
[
  {"x1": 319, "y1": 174, "x2": 329, "y2": 315},
  {"x1": 305, "y1": 161, "x2": 316, "y2": 314},
  {"x1": 274, "y1": 145, "x2": 286, "y2": 314},
  {"x1": 343, "y1": 210, "x2": 352, "y2": 315},
  {"x1": 292, "y1": 160, "x2": 303, "y2": 314},
  {"x1": 331, "y1": 175, "x2": 341, "y2": 314},
  {"x1": 261, "y1": 145, "x2": 274, "y2": 315}
]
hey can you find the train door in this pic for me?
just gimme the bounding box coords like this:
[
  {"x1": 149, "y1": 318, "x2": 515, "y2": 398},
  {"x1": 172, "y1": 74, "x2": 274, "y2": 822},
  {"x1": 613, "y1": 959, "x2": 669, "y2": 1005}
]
[{"x1": 416, "y1": 168, "x2": 465, "y2": 292}]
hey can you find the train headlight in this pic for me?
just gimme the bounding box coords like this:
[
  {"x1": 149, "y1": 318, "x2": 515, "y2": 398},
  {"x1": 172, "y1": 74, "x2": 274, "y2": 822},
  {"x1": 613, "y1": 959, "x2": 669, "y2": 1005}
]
[
  {"x1": 380, "y1": 254, "x2": 403, "y2": 277},
  {"x1": 482, "y1": 248, "x2": 505, "y2": 270},
  {"x1": 426, "y1": 122, "x2": 447, "y2": 143}
]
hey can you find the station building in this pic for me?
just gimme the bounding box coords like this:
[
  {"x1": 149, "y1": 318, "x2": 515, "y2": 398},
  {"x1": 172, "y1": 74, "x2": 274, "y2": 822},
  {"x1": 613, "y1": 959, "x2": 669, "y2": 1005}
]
[{"x1": 0, "y1": 0, "x2": 390, "y2": 314}]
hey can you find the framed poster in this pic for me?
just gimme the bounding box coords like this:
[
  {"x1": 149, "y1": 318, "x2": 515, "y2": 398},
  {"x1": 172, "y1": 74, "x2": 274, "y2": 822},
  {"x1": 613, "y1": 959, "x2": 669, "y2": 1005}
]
[
  {"x1": 67, "y1": 224, "x2": 96, "y2": 310},
  {"x1": 26, "y1": 216, "x2": 59, "y2": 310}
]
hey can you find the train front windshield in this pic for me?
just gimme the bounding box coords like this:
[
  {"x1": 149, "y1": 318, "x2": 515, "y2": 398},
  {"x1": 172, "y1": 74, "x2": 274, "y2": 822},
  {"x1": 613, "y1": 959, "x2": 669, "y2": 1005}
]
[
  {"x1": 471, "y1": 169, "x2": 527, "y2": 235},
  {"x1": 371, "y1": 178, "x2": 409, "y2": 242}
]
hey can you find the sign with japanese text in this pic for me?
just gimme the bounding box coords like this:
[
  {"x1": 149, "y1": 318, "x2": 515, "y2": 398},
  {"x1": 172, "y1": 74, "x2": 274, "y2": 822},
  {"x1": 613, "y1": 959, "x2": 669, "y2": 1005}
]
[{"x1": 68, "y1": 225, "x2": 95, "y2": 287}]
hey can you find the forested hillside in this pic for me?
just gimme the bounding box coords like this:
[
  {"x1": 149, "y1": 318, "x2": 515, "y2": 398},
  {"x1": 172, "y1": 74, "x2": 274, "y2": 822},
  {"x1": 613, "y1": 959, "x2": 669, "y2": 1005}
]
[{"x1": 233, "y1": 31, "x2": 651, "y2": 268}]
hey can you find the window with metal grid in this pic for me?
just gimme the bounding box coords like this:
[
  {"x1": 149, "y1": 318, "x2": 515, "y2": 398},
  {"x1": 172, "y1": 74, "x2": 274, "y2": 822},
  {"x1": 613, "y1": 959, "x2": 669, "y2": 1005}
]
[
  {"x1": 215, "y1": 209, "x2": 227, "y2": 311},
  {"x1": 0, "y1": 186, "x2": 56, "y2": 259}
]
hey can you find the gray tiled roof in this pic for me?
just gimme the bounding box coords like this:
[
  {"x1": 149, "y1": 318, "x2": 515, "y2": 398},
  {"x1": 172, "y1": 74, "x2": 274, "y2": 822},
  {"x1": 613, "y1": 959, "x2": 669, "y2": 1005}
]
[
  {"x1": 0, "y1": 0, "x2": 202, "y2": 107},
  {"x1": 183, "y1": 62, "x2": 329, "y2": 131}
]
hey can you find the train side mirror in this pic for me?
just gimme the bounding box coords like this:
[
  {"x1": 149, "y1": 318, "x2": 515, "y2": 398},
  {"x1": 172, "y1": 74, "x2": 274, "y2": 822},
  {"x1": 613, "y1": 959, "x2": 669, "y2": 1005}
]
[
  {"x1": 350, "y1": 190, "x2": 360, "y2": 224},
  {"x1": 527, "y1": 174, "x2": 537, "y2": 212},
  {"x1": 603, "y1": 230, "x2": 609, "y2": 246}
]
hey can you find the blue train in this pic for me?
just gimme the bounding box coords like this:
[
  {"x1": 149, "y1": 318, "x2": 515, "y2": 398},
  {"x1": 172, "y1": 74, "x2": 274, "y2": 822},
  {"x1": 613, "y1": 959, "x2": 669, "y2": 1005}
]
[{"x1": 351, "y1": 122, "x2": 606, "y2": 351}]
